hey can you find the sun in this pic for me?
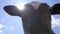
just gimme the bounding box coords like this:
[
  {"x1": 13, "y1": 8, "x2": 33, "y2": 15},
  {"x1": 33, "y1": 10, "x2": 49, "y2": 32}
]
[{"x1": 16, "y1": 2, "x2": 25, "y2": 10}]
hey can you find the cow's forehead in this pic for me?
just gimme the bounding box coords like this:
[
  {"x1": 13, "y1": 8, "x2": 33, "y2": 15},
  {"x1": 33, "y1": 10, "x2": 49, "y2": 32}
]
[{"x1": 29, "y1": 2, "x2": 42, "y2": 9}]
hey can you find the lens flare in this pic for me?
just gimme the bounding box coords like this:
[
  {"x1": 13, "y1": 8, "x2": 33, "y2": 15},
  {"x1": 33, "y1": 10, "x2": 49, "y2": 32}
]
[{"x1": 16, "y1": 2, "x2": 25, "y2": 10}]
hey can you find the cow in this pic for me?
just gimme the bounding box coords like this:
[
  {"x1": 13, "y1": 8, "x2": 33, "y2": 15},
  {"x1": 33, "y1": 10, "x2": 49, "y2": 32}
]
[{"x1": 3, "y1": 2, "x2": 60, "y2": 34}]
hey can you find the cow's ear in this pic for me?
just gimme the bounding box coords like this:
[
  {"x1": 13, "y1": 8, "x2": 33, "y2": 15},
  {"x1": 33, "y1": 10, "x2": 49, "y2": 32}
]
[
  {"x1": 3, "y1": 5, "x2": 21, "y2": 16},
  {"x1": 51, "y1": 3, "x2": 60, "y2": 15}
]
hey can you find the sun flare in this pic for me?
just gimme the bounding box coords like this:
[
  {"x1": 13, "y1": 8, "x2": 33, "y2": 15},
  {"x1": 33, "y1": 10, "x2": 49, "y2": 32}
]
[{"x1": 16, "y1": 2, "x2": 25, "y2": 10}]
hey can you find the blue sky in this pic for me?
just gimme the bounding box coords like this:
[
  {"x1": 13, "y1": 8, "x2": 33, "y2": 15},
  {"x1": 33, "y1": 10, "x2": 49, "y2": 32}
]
[{"x1": 0, "y1": 0, "x2": 60, "y2": 34}]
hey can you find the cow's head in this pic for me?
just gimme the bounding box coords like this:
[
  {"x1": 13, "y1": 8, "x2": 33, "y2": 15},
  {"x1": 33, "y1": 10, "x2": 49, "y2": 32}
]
[{"x1": 3, "y1": 2, "x2": 60, "y2": 34}]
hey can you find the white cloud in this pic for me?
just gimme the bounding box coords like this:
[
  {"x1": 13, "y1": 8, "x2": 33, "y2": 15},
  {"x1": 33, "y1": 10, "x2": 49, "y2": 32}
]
[
  {"x1": 51, "y1": 16, "x2": 60, "y2": 28},
  {"x1": 0, "y1": 24, "x2": 15, "y2": 30},
  {"x1": 9, "y1": 26, "x2": 15, "y2": 30},
  {"x1": 0, "y1": 24, "x2": 4, "y2": 29},
  {"x1": 0, "y1": 30, "x2": 3, "y2": 34},
  {"x1": 0, "y1": 24, "x2": 7, "y2": 29},
  {"x1": 0, "y1": 24, "x2": 8, "y2": 34}
]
